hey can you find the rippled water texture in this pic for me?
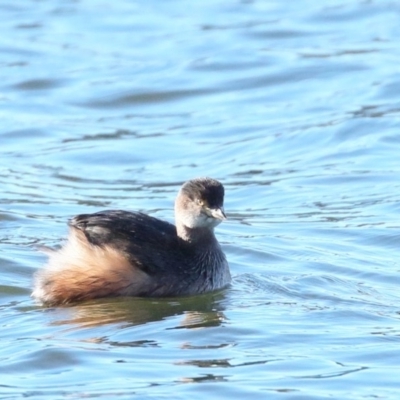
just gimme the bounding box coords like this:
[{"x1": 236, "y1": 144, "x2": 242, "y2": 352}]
[{"x1": 1, "y1": 0, "x2": 400, "y2": 398}]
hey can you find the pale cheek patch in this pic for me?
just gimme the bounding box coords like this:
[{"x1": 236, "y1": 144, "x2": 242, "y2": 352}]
[{"x1": 32, "y1": 228, "x2": 152, "y2": 305}]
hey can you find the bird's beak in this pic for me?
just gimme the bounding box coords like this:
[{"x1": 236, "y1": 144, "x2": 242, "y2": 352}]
[{"x1": 210, "y1": 207, "x2": 226, "y2": 221}]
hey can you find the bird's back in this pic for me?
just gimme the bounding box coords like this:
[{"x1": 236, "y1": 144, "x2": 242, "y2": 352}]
[{"x1": 70, "y1": 210, "x2": 181, "y2": 275}]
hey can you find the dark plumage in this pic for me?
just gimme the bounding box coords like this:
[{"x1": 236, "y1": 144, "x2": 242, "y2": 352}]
[{"x1": 32, "y1": 177, "x2": 230, "y2": 305}]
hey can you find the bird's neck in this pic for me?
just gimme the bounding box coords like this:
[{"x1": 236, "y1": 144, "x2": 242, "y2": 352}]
[{"x1": 176, "y1": 223, "x2": 216, "y2": 244}]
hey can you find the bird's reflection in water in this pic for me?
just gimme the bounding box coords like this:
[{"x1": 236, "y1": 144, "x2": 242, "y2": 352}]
[{"x1": 44, "y1": 290, "x2": 228, "y2": 330}]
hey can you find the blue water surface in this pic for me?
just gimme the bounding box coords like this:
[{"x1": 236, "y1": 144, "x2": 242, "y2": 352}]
[{"x1": 1, "y1": 0, "x2": 400, "y2": 398}]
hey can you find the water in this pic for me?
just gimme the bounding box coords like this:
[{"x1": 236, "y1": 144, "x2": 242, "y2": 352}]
[{"x1": 1, "y1": 0, "x2": 400, "y2": 398}]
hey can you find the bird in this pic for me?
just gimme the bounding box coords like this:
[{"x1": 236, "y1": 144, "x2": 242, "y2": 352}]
[{"x1": 32, "y1": 177, "x2": 231, "y2": 306}]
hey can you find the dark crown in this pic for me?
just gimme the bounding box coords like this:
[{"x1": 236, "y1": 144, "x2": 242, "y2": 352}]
[{"x1": 181, "y1": 178, "x2": 224, "y2": 208}]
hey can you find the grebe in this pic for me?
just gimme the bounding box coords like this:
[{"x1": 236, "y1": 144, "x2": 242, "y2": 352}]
[{"x1": 32, "y1": 177, "x2": 230, "y2": 305}]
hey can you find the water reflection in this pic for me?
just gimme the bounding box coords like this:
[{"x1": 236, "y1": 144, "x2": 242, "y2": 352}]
[
  {"x1": 44, "y1": 291, "x2": 228, "y2": 330},
  {"x1": 178, "y1": 373, "x2": 228, "y2": 383}
]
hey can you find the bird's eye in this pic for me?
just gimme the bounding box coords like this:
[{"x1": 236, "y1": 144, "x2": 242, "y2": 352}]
[{"x1": 196, "y1": 198, "x2": 204, "y2": 206}]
